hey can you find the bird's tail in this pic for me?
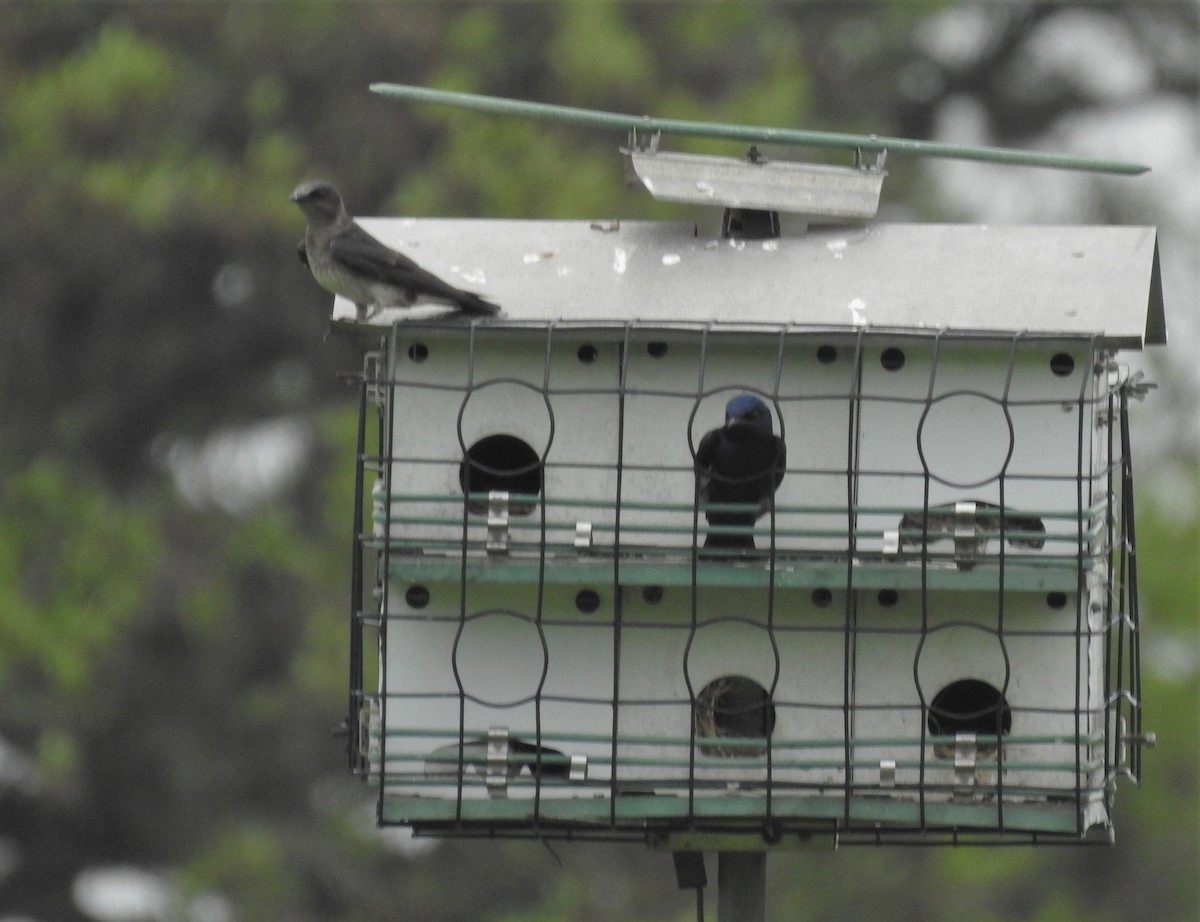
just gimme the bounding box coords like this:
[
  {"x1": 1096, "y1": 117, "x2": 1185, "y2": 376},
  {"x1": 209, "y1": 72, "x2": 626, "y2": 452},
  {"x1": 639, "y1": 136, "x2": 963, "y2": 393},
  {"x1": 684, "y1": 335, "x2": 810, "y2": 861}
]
[{"x1": 456, "y1": 292, "x2": 502, "y2": 315}]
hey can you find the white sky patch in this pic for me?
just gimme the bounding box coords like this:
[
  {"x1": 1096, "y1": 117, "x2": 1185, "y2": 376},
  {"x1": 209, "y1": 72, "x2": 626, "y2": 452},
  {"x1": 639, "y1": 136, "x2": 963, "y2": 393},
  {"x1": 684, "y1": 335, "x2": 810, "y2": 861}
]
[
  {"x1": 159, "y1": 417, "x2": 313, "y2": 515},
  {"x1": 1009, "y1": 10, "x2": 1155, "y2": 102},
  {"x1": 914, "y1": 5, "x2": 994, "y2": 70},
  {"x1": 73, "y1": 867, "x2": 175, "y2": 922}
]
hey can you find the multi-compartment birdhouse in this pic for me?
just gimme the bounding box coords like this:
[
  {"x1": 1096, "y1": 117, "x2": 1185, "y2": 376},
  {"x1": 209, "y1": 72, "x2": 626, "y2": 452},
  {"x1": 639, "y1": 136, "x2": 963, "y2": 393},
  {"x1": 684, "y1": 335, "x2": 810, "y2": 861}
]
[{"x1": 339, "y1": 92, "x2": 1164, "y2": 848}]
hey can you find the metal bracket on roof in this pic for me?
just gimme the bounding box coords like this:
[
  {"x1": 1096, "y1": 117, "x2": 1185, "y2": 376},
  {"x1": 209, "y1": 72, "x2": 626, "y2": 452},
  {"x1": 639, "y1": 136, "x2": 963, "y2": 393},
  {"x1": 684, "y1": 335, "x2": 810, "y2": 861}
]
[
  {"x1": 486, "y1": 491, "x2": 510, "y2": 556},
  {"x1": 626, "y1": 126, "x2": 661, "y2": 153},
  {"x1": 854, "y1": 144, "x2": 888, "y2": 172}
]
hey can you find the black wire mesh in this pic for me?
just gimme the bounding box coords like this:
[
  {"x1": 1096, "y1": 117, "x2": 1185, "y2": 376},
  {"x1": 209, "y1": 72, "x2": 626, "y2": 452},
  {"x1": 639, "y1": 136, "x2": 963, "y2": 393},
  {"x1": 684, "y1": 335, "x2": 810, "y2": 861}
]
[{"x1": 346, "y1": 320, "x2": 1144, "y2": 846}]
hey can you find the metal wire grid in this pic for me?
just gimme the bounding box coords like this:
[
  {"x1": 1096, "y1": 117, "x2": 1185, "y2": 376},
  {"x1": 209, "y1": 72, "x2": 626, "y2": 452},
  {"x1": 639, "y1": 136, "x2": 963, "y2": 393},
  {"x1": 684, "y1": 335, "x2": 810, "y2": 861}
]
[{"x1": 346, "y1": 320, "x2": 1143, "y2": 845}]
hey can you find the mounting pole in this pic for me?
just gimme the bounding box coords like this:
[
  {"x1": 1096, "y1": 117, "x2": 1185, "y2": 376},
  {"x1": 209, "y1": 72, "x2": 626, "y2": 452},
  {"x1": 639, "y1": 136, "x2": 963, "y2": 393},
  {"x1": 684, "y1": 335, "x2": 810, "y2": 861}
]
[{"x1": 717, "y1": 852, "x2": 766, "y2": 922}]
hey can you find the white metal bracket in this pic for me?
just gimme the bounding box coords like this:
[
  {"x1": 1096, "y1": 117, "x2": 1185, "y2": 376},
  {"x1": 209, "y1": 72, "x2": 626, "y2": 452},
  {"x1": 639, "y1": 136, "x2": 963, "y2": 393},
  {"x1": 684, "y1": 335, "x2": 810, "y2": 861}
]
[
  {"x1": 486, "y1": 727, "x2": 511, "y2": 798},
  {"x1": 953, "y1": 500, "x2": 984, "y2": 570},
  {"x1": 954, "y1": 732, "x2": 978, "y2": 793},
  {"x1": 487, "y1": 491, "x2": 510, "y2": 556}
]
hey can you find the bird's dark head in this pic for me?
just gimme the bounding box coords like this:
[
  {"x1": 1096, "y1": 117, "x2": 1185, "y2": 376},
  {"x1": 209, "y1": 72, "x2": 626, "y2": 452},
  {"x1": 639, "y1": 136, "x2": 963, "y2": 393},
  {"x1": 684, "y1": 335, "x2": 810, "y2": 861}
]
[
  {"x1": 290, "y1": 180, "x2": 347, "y2": 227},
  {"x1": 724, "y1": 394, "x2": 773, "y2": 432}
]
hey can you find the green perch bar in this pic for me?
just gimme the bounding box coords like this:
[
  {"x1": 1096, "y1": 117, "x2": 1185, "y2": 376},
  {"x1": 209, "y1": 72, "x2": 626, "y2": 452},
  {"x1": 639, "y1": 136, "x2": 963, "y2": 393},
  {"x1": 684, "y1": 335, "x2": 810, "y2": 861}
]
[{"x1": 371, "y1": 82, "x2": 1150, "y2": 176}]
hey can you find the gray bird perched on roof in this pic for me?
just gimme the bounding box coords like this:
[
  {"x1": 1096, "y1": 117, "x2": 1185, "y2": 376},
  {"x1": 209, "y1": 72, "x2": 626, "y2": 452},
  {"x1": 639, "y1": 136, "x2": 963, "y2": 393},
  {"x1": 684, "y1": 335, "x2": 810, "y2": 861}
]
[
  {"x1": 694, "y1": 394, "x2": 786, "y2": 550},
  {"x1": 290, "y1": 180, "x2": 500, "y2": 319}
]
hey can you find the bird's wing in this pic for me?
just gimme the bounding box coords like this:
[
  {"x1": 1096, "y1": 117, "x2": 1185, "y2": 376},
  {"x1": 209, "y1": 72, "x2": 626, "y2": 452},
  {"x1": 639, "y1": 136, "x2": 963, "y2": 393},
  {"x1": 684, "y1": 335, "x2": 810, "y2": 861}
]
[
  {"x1": 328, "y1": 222, "x2": 429, "y2": 285},
  {"x1": 331, "y1": 223, "x2": 499, "y2": 314},
  {"x1": 694, "y1": 429, "x2": 720, "y2": 502}
]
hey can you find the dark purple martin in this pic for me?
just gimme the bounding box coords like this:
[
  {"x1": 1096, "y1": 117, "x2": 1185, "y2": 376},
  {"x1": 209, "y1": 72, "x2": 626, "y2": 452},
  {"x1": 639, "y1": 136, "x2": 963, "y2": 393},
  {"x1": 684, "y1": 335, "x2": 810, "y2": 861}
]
[
  {"x1": 290, "y1": 180, "x2": 500, "y2": 319},
  {"x1": 694, "y1": 394, "x2": 786, "y2": 550}
]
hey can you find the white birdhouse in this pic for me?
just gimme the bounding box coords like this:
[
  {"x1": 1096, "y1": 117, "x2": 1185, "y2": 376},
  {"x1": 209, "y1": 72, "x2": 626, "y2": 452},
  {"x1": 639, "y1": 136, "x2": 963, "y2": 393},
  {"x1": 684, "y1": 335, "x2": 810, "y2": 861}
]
[{"x1": 340, "y1": 216, "x2": 1162, "y2": 846}]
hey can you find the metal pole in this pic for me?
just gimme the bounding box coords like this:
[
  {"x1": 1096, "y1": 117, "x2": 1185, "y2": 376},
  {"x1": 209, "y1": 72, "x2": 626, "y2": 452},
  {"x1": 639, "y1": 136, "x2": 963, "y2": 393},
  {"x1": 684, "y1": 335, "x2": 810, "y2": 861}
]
[{"x1": 717, "y1": 852, "x2": 766, "y2": 922}]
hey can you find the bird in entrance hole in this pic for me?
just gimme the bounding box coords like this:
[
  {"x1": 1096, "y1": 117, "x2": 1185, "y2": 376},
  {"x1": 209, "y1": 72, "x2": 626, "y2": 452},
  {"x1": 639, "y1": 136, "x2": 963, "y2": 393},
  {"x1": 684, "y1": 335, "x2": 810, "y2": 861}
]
[
  {"x1": 694, "y1": 394, "x2": 786, "y2": 550},
  {"x1": 290, "y1": 180, "x2": 500, "y2": 319}
]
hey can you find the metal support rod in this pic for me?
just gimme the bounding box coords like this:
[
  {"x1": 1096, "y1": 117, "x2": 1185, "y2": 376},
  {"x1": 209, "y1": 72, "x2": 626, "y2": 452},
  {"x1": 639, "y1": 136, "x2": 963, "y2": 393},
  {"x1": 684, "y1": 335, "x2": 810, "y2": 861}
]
[
  {"x1": 717, "y1": 852, "x2": 766, "y2": 922},
  {"x1": 370, "y1": 83, "x2": 1150, "y2": 175}
]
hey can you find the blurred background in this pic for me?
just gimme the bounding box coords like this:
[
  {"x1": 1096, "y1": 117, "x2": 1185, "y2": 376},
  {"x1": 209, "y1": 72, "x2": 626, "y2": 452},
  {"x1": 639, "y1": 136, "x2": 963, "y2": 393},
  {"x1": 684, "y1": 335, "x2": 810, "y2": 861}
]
[{"x1": 0, "y1": 2, "x2": 1195, "y2": 920}]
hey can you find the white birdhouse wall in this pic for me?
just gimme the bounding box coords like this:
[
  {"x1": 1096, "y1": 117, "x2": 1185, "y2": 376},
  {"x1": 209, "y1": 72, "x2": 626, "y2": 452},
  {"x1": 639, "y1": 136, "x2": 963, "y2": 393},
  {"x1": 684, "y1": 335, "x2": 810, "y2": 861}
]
[{"x1": 362, "y1": 322, "x2": 1123, "y2": 836}]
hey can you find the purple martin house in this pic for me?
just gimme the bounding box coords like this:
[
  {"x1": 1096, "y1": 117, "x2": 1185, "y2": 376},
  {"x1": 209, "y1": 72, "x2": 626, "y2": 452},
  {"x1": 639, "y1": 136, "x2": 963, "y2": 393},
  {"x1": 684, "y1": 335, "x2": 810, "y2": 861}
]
[{"x1": 338, "y1": 175, "x2": 1163, "y2": 847}]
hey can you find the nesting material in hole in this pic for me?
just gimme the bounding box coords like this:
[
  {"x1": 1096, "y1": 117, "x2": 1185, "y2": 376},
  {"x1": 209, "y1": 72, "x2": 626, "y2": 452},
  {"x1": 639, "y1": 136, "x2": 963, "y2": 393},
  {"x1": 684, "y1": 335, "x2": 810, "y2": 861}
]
[{"x1": 694, "y1": 675, "x2": 775, "y2": 758}]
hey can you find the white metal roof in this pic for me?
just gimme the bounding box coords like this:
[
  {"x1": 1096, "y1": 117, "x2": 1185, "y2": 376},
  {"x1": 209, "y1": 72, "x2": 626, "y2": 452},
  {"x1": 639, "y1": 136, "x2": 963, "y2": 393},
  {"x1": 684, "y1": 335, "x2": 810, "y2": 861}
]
[{"x1": 329, "y1": 220, "x2": 1164, "y2": 348}]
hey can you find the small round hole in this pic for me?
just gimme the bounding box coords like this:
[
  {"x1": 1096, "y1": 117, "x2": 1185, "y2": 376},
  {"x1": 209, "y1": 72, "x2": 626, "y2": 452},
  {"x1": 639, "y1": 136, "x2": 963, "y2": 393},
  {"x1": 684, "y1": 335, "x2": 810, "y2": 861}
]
[
  {"x1": 647, "y1": 341, "x2": 669, "y2": 358},
  {"x1": 407, "y1": 342, "x2": 429, "y2": 363},
  {"x1": 816, "y1": 345, "x2": 838, "y2": 365},
  {"x1": 575, "y1": 589, "x2": 601, "y2": 614},
  {"x1": 1046, "y1": 591, "x2": 1068, "y2": 610},
  {"x1": 1050, "y1": 353, "x2": 1075, "y2": 377},
  {"x1": 877, "y1": 589, "x2": 899, "y2": 607},
  {"x1": 641, "y1": 586, "x2": 664, "y2": 605},
  {"x1": 880, "y1": 348, "x2": 906, "y2": 371},
  {"x1": 577, "y1": 344, "x2": 598, "y2": 363},
  {"x1": 811, "y1": 588, "x2": 833, "y2": 608},
  {"x1": 405, "y1": 584, "x2": 430, "y2": 609}
]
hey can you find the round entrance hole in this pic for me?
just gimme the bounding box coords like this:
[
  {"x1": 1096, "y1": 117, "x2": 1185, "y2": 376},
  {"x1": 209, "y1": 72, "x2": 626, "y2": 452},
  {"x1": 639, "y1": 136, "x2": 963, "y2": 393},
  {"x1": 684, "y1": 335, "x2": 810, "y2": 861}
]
[
  {"x1": 459, "y1": 434, "x2": 542, "y2": 515},
  {"x1": 928, "y1": 678, "x2": 1012, "y2": 739},
  {"x1": 694, "y1": 675, "x2": 776, "y2": 758}
]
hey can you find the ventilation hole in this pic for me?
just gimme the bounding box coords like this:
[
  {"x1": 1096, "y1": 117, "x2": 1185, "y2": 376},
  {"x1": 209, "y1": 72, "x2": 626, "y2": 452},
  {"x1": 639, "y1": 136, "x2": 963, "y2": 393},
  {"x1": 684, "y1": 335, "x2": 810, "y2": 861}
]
[
  {"x1": 928, "y1": 679, "x2": 1012, "y2": 740},
  {"x1": 577, "y1": 344, "x2": 598, "y2": 363},
  {"x1": 641, "y1": 585, "x2": 664, "y2": 605},
  {"x1": 880, "y1": 347, "x2": 906, "y2": 371},
  {"x1": 695, "y1": 676, "x2": 775, "y2": 758},
  {"x1": 816, "y1": 345, "x2": 838, "y2": 365},
  {"x1": 1046, "y1": 591, "x2": 1069, "y2": 610},
  {"x1": 811, "y1": 588, "x2": 833, "y2": 608},
  {"x1": 404, "y1": 584, "x2": 430, "y2": 609},
  {"x1": 1050, "y1": 353, "x2": 1075, "y2": 377},
  {"x1": 575, "y1": 589, "x2": 601, "y2": 614},
  {"x1": 407, "y1": 342, "x2": 429, "y2": 363},
  {"x1": 647, "y1": 341, "x2": 669, "y2": 358},
  {"x1": 877, "y1": 589, "x2": 899, "y2": 607},
  {"x1": 459, "y1": 435, "x2": 542, "y2": 515}
]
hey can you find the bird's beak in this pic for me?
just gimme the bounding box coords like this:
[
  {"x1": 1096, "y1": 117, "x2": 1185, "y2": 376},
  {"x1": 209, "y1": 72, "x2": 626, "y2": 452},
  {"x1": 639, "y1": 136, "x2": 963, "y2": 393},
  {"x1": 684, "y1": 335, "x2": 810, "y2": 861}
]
[{"x1": 289, "y1": 190, "x2": 303, "y2": 203}]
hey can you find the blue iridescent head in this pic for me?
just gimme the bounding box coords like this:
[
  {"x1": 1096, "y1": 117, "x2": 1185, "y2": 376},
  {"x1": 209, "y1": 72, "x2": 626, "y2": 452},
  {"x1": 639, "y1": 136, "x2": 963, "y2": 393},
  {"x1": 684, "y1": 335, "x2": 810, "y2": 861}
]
[{"x1": 724, "y1": 394, "x2": 773, "y2": 431}]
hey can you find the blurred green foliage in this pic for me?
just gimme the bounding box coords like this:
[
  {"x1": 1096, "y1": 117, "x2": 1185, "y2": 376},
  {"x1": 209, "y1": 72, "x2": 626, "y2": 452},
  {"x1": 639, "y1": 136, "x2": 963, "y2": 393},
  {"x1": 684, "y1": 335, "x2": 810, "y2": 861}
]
[{"x1": 0, "y1": 2, "x2": 1194, "y2": 921}]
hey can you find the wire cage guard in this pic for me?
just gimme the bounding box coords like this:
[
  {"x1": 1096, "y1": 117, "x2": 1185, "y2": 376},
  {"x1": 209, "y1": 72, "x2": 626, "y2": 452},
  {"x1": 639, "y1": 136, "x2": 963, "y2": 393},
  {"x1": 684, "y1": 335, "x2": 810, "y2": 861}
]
[{"x1": 345, "y1": 316, "x2": 1147, "y2": 847}]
